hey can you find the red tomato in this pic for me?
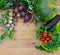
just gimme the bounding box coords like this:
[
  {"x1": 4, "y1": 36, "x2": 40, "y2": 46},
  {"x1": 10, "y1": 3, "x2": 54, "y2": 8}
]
[
  {"x1": 43, "y1": 40, "x2": 47, "y2": 44},
  {"x1": 42, "y1": 32, "x2": 48, "y2": 37},
  {"x1": 45, "y1": 36, "x2": 50, "y2": 41}
]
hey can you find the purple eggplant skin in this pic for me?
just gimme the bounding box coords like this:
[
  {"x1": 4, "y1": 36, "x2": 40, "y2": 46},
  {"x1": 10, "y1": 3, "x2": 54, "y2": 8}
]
[{"x1": 45, "y1": 15, "x2": 60, "y2": 29}]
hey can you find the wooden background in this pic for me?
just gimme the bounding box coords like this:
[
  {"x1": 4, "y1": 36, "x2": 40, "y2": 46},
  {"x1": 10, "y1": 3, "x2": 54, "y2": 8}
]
[{"x1": 0, "y1": 0, "x2": 60, "y2": 55}]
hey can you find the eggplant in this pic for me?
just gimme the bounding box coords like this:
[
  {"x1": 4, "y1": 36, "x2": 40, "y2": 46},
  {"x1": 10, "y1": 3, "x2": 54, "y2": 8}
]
[{"x1": 45, "y1": 15, "x2": 60, "y2": 30}]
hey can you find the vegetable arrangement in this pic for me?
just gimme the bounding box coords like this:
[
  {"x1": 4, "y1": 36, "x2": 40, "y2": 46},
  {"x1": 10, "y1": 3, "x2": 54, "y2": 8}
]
[
  {"x1": 0, "y1": 10, "x2": 14, "y2": 40},
  {"x1": 0, "y1": 0, "x2": 60, "y2": 53},
  {"x1": 36, "y1": 25, "x2": 60, "y2": 52},
  {"x1": 0, "y1": 0, "x2": 59, "y2": 22},
  {"x1": 36, "y1": 16, "x2": 60, "y2": 52},
  {"x1": 12, "y1": 1, "x2": 32, "y2": 22}
]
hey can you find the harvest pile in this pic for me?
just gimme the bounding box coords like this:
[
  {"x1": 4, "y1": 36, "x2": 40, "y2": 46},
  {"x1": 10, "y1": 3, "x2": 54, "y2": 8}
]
[
  {"x1": 36, "y1": 24, "x2": 60, "y2": 52},
  {"x1": 12, "y1": 2, "x2": 32, "y2": 22},
  {"x1": 0, "y1": 0, "x2": 60, "y2": 53}
]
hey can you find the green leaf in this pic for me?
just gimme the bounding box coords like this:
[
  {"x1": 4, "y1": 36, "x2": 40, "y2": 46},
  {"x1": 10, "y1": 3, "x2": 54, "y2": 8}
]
[
  {"x1": 0, "y1": 0, "x2": 3, "y2": 3},
  {"x1": 0, "y1": 17, "x2": 7, "y2": 24},
  {"x1": 8, "y1": 31, "x2": 13, "y2": 40},
  {"x1": 28, "y1": 5, "x2": 33, "y2": 10},
  {"x1": 5, "y1": 25, "x2": 10, "y2": 31},
  {"x1": 34, "y1": 14, "x2": 40, "y2": 21},
  {"x1": 0, "y1": 32, "x2": 6, "y2": 40},
  {"x1": 4, "y1": 2, "x2": 12, "y2": 8},
  {"x1": 36, "y1": 28, "x2": 42, "y2": 39},
  {"x1": 56, "y1": 22, "x2": 60, "y2": 33},
  {"x1": 35, "y1": 46, "x2": 45, "y2": 51},
  {"x1": 51, "y1": 35, "x2": 57, "y2": 41}
]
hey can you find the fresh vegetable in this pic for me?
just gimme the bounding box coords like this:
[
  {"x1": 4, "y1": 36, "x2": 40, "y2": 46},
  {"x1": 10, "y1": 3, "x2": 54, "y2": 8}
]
[
  {"x1": 39, "y1": 32, "x2": 52, "y2": 44},
  {"x1": 12, "y1": 1, "x2": 32, "y2": 22},
  {"x1": 36, "y1": 15, "x2": 60, "y2": 52},
  {"x1": 33, "y1": 0, "x2": 59, "y2": 21},
  {"x1": 45, "y1": 15, "x2": 60, "y2": 29},
  {"x1": 20, "y1": 11, "x2": 26, "y2": 17},
  {"x1": 36, "y1": 25, "x2": 60, "y2": 52},
  {"x1": 0, "y1": 0, "x2": 60, "y2": 53},
  {"x1": 24, "y1": 14, "x2": 30, "y2": 22}
]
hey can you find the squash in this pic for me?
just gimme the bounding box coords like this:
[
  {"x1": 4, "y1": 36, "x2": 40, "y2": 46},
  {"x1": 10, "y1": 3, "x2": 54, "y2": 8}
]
[{"x1": 34, "y1": 0, "x2": 59, "y2": 21}]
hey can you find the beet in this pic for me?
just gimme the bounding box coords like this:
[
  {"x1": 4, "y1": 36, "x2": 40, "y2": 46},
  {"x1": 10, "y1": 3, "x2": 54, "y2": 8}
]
[
  {"x1": 20, "y1": 11, "x2": 26, "y2": 17},
  {"x1": 12, "y1": 17, "x2": 18, "y2": 22},
  {"x1": 18, "y1": 6, "x2": 23, "y2": 12},
  {"x1": 14, "y1": 8, "x2": 19, "y2": 14},
  {"x1": 24, "y1": 14, "x2": 30, "y2": 22}
]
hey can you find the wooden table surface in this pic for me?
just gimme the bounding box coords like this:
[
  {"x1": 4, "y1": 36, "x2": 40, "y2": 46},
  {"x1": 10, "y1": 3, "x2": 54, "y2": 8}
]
[{"x1": 0, "y1": 0, "x2": 60, "y2": 55}]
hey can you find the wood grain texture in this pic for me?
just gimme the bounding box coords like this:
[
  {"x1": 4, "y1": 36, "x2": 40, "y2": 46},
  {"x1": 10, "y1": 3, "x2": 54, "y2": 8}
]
[{"x1": 0, "y1": 0, "x2": 60, "y2": 55}]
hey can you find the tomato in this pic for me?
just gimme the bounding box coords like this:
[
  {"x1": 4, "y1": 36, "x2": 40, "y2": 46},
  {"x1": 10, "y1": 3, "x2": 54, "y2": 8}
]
[
  {"x1": 43, "y1": 40, "x2": 47, "y2": 44},
  {"x1": 45, "y1": 36, "x2": 50, "y2": 41},
  {"x1": 42, "y1": 32, "x2": 48, "y2": 37},
  {"x1": 39, "y1": 31, "x2": 52, "y2": 44}
]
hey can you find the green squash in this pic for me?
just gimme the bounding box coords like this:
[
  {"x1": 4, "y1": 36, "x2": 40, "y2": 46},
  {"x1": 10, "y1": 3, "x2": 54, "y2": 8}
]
[{"x1": 34, "y1": 0, "x2": 59, "y2": 21}]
